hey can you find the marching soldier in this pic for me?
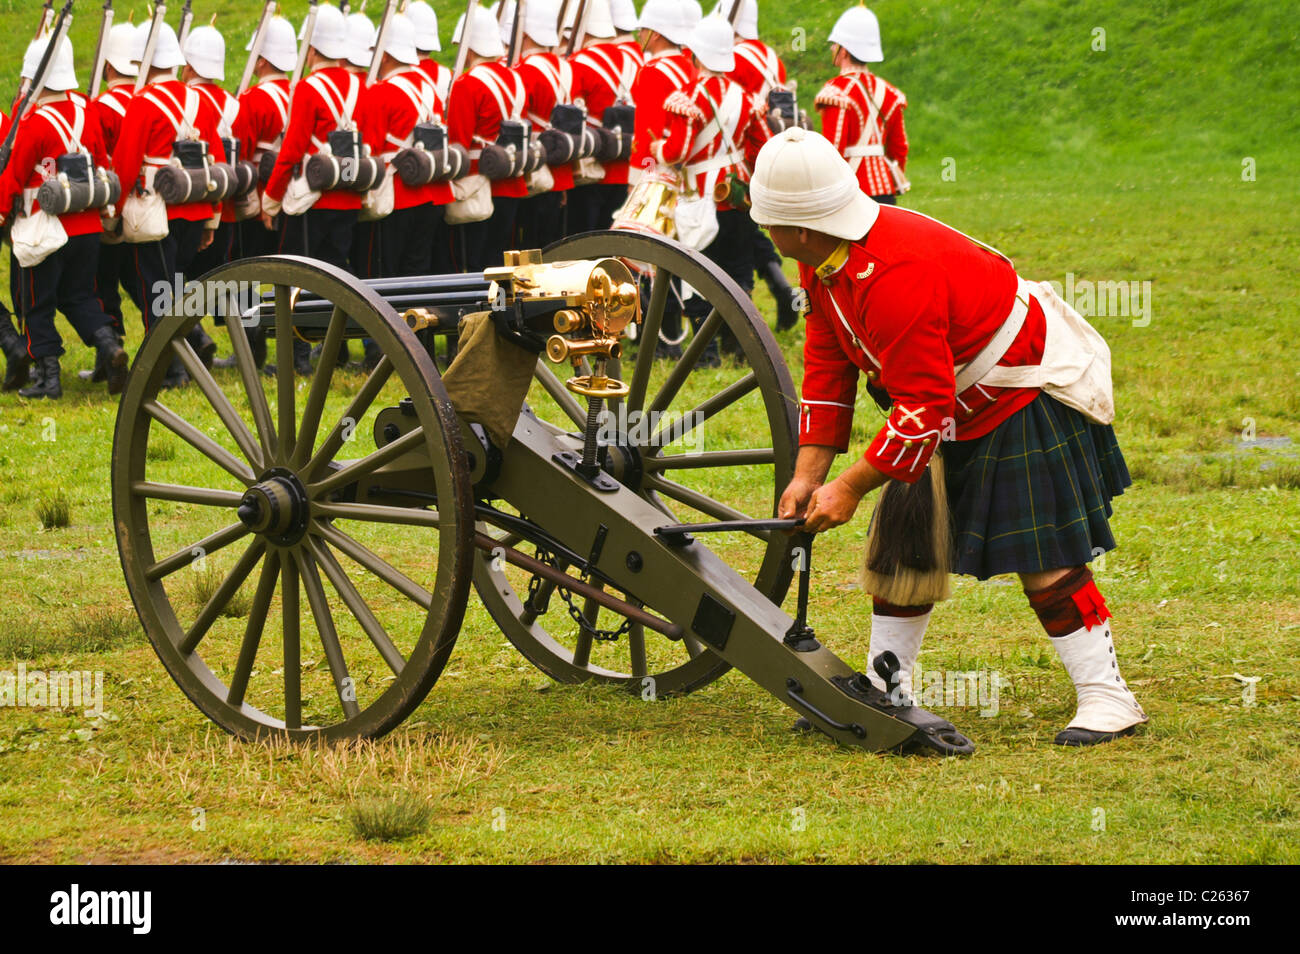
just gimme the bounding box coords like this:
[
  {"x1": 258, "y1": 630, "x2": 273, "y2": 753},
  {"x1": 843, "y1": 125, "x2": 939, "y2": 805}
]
[
  {"x1": 514, "y1": 0, "x2": 573, "y2": 249},
  {"x1": 610, "y1": 0, "x2": 644, "y2": 64},
  {"x1": 649, "y1": 14, "x2": 770, "y2": 366},
  {"x1": 715, "y1": 0, "x2": 799, "y2": 331},
  {"x1": 568, "y1": 0, "x2": 641, "y2": 235},
  {"x1": 183, "y1": 25, "x2": 240, "y2": 281},
  {"x1": 0, "y1": 34, "x2": 127, "y2": 399},
  {"x1": 408, "y1": 1, "x2": 451, "y2": 103},
  {"x1": 751, "y1": 128, "x2": 1146, "y2": 746},
  {"x1": 362, "y1": 13, "x2": 453, "y2": 278},
  {"x1": 446, "y1": 5, "x2": 528, "y2": 272},
  {"x1": 114, "y1": 20, "x2": 226, "y2": 388},
  {"x1": 88, "y1": 23, "x2": 146, "y2": 349},
  {"x1": 816, "y1": 5, "x2": 909, "y2": 204},
  {"x1": 343, "y1": 9, "x2": 378, "y2": 283}
]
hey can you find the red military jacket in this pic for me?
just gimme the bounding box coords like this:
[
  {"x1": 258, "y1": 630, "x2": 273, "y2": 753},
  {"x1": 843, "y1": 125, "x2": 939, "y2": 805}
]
[
  {"x1": 629, "y1": 49, "x2": 695, "y2": 177},
  {"x1": 232, "y1": 75, "x2": 290, "y2": 197},
  {"x1": 89, "y1": 82, "x2": 134, "y2": 151},
  {"x1": 652, "y1": 75, "x2": 770, "y2": 211},
  {"x1": 192, "y1": 81, "x2": 240, "y2": 224},
  {"x1": 815, "y1": 70, "x2": 908, "y2": 199},
  {"x1": 517, "y1": 51, "x2": 575, "y2": 192},
  {"x1": 363, "y1": 67, "x2": 454, "y2": 209},
  {"x1": 617, "y1": 39, "x2": 645, "y2": 71},
  {"x1": 265, "y1": 66, "x2": 369, "y2": 211},
  {"x1": 447, "y1": 61, "x2": 529, "y2": 199},
  {"x1": 419, "y1": 58, "x2": 452, "y2": 104},
  {"x1": 798, "y1": 206, "x2": 1047, "y2": 482},
  {"x1": 728, "y1": 38, "x2": 786, "y2": 101},
  {"x1": 570, "y1": 40, "x2": 640, "y2": 186},
  {"x1": 0, "y1": 92, "x2": 108, "y2": 237},
  {"x1": 113, "y1": 77, "x2": 225, "y2": 224}
]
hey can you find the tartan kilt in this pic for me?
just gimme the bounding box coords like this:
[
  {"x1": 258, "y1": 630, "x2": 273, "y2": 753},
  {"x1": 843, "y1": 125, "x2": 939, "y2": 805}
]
[{"x1": 941, "y1": 392, "x2": 1131, "y2": 579}]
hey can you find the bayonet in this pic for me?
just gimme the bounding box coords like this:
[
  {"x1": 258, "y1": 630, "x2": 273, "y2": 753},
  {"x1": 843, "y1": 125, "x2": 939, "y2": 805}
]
[
  {"x1": 134, "y1": 2, "x2": 167, "y2": 92},
  {"x1": 238, "y1": 1, "x2": 278, "y2": 97},
  {"x1": 177, "y1": 0, "x2": 193, "y2": 45},
  {"x1": 368, "y1": 0, "x2": 399, "y2": 84},
  {"x1": 2, "y1": 1, "x2": 76, "y2": 176},
  {"x1": 88, "y1": 0, "x2": 115, "y2": 98},
  {"x1": 565, "y1": 0, "x2": 588, "y2": 57}
]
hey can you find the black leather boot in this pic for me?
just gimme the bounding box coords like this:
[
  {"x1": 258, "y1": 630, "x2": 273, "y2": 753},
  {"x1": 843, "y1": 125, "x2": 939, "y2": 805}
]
[
  {"x1": 0, "y1": 314, "x2": 31, "y2": 392},
  {"x1": 19, "y1": 355, "x2": 62, "y2": 399},
  {"x1": 92, "y1": 325, "x2": 129, "y2": 395},
  {"x1": 763, "y1": 260, "x2": 799, "y2": 331},
  {"x1": 186, "y1": 324, "x2": 217, "y2": 368}
]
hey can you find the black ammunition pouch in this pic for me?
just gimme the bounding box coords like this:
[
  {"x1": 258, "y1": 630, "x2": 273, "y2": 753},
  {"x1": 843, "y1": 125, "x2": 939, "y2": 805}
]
[
  {"x1": 221, "y1": 137, "x2": 258, "y2": 199},
  {"x1": 479, "y1": 119, "x2": 534, "y2": 181},
  {"x1": 596, "y1": 102, "x2": 635, "y2": 162},
  {"x1": 540, "y1": 104, "x2": 599, "y2": 165},
  {"x1": 36, "y1": 162, "x2": 121, "y2": 215},
  {"x1": 172, "y1": 139, "x2": 209, "y2": 169}
]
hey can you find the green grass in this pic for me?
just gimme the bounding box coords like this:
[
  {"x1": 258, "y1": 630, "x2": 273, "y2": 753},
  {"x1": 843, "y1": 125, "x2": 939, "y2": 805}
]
[{"x1": 0, "y1": 2, "x2": 1296, "y2": 863}]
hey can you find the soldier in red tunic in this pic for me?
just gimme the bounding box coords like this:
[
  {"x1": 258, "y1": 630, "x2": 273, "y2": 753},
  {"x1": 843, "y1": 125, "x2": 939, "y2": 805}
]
[
  {"x1": 513, "y1": 0, "x2": 574, "y2": 250},
  {"x1": 650, "y1": 14, "x2": 770, "y2": 367},
  {"x1": 0, "y1": 34, "x2": 127, "y2": 398},
  {"x1": 751, "y1": 128, "x2": 1147, "y2": 747},
  {"x1": 816, "y1": 5, "x2": 908, "y2": 204}
]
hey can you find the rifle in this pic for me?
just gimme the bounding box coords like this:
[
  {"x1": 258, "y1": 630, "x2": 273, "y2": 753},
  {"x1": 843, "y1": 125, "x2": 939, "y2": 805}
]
[
  {"x1": 293, "y1": 0, "x2": 320, "y2": 90},
  {"x1": 368, "y1": 0, "x2": 400, "y2": 84},
  {"x1": 506, "y1": 0, "x2": 526, "y2": 67},
  {"x1": 87, "y1": 0, "x2": 115, "y2": 99},
  {"x1": 35, "y1": 1, "x2": 55, "y2": 40},
  {"x1": 1, "y1": 1, "x2": 76, "y2": 177},
  {"x1": 237, "y1": 0, "x2": 278, "y2": 97},
  {"x1": 449, "y1": 0, "x2": 478, "y2": 85},
  {"x1": 565, "y1": 0, "x2": 588, "y2": 57},
  {"x1": 134, "y1": 2, "x2": 167, "y2": 93},
  {"x1": 177, "y1": 0, "x2": 193, "y2": 45},
  {"x1": 726, "y1": 0, "x2": 744, "y2": 28}
]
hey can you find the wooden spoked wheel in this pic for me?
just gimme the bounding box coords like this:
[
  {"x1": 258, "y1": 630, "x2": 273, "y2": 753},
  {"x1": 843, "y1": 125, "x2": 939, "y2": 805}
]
[
  {"x1": 112, "y1": 256, "x2": 474, "y2": 741},
  {"x1": 473, "y1": 231, "x2": 800, "y2": 696}
]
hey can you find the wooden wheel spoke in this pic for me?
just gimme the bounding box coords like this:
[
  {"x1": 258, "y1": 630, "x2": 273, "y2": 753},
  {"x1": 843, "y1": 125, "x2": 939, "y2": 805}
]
[
  {"x1": 227, "y1": 551, "x2": 280, "y2": 707},
  {"x1": 146, "y1": 522, "x2": 251, "y2": 581},
  {"x1": 275, "y1": 285, "x2": 296, "y2": 464},
  {"x1": 308, "y1": 425, "x2": 426, "y2": 498},
  {"x1": 645, "y1": 448, "x2": 776, "y2": 471},
  {"x1": 648, "y1": 308, "x2": 722, "y2": 416},
  {"x1": 313, "y1": 500, "x2": 441, "y2": 528},
  {"x1": 534, "y1": 357, "x2": 588, "y2": 429},
  {"x1": 294, "y1": 549, "x2": 361, "y2": 721},
  {"x1": 309, "y1": 537, "x2": 406, "y2": 677},
  {"x1": 224, "y1": 308, "x2": 279, "y2": 463},
  {"x1": 627, "y1": 268, "x2": 670, "y2": 414},
  {"x1": 132, "y1": 481, "x2": 244, "y2": 507},
  {"x1": 170, "y1": 338, "x2": 263, "y2": 469},
  {"x1": 313, "y1": 521, "x2": 433, "y2": 610},
  {"x1": 145, "y1": 400, "x2": 255, "y2": 486},
  {"x1": 282, "y1": 556, "x2": 301, "y2": 730},
  {"x1": 179, "y1": 539, "x2": 267, "y2": 655},
  {"x1": 643, "y1": 474, "x2": 769, "y2": 539},
  {"x1": 650, "y1": 372, "x2": 758, "y2": 448},
  {"x1": 301, "y1": 356, "x2": 394, "y2": 478},
  {"x1": 294, "y1": 305, "x2": 349, "y2": 466}
]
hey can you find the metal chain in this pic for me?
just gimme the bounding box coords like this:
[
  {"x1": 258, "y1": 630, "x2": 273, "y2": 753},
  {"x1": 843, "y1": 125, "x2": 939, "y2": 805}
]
[{"x1": 526, "y1": 545, "x2": 632, "y2": 642}]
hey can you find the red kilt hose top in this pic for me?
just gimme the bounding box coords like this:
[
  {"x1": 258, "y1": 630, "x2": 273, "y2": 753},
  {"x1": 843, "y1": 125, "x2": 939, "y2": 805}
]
[
  {"x1": 114, "y1": 78, "x2": 226, "y2": 223},
  {"x1": 651, "y1": 75, "x2": 771, "y2": 211},
  {"x1": 264, "y1": 66, "x2": 369, "y2": 211},
  {"x1": 728, "y1": 38, "x2": 787, "y2": 101},
  {"x1": 0, "y1": 92, "x2": 108, "y2": 237},
  {"x1": 570, "y1": 41, "x2": 641, "y2": 186},
  {"x1": 192, "y1": 81, "x2": 241, "y2": 224},
  {"x1": 630, "y1": 49, "x2": 695, "y2": 176},
  {"x1": 815, "y1": 70, "x2": 908, "y2": 198},
  {"x1": 233, "y1": 76, "x2": 290, "y2": 198},
  {"x1": 363, "y1": 68, "x2": 455, "y2": 209},
  {"x1": 517, "y1": 51, "x2": 576, "y2": 192},
  {"x1": 798, "y1": 206, "x2": 1048, "y2": 482},
  {"x1": 447, "y1": 61, "x2": 529, "y2": 200}
]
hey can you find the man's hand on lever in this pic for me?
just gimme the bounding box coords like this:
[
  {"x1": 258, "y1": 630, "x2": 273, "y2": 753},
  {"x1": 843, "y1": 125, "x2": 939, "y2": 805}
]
[{"x1": 780, "y1": 445, "x2": 887, "y2": 534}]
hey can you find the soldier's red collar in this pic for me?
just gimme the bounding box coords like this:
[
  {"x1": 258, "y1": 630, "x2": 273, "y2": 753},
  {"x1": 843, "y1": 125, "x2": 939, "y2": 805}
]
[{"x1": 814, "y1": 241, "x2": 851, "y2": 281}]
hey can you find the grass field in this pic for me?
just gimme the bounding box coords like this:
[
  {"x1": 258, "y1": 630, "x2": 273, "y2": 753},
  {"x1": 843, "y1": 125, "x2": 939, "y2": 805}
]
[{"x1": 0, "y1": 1, "x2": 1297, "y2": 863}]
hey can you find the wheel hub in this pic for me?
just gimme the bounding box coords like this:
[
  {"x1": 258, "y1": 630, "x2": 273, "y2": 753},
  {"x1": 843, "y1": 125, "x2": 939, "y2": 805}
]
[
  {"x1": 601, "y1": 436, "x2": 645, "y2": 492},
  {"x1": 238, "y1": 468, "x2": 311, "y2": 546}
]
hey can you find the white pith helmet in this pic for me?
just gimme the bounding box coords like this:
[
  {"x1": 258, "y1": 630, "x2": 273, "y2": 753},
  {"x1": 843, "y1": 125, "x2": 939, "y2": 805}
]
[
  {"x1": 131, "y1": 21, "x2": 187, "y2": 72},
  {"x1": 305, "y1": 4, "x2": 352, "y2": 61},
  {"x1": 749, "y1": 127, "x2": 880, "y2": 240},
  {"x1": 104, "y1": 22, "x2": 139, "y2": 77},
  {"x1": 407, "y1": 1, "x2": 442, "y2": 53},
  {"x1": 687, "y1": 15, "x2": 735, "y2": 73},
  {"x1": 828, "y1": 5, "x2": 884, "y2": 63},
  {"x1": 345, "y1": 12, "x2": 377, "y2": 69},
  {"x1": 638, "y1": 0, "x2": 698, "y2": 47},
  {"x1": 22, "y1": 33, "x2": 77, "y2": 92},
  {"x1": 183, "y1": 25, "x2": 226, "y2": 82},
  {"x1": 709, "y1": 0, "x2": 758, "y2": 41},
  {"x1": 377, "y1": 13, "x2": 420, "y2": 67},
  {"x1": 610, "y1": 0, "x2": 638, "y2": 34},
  {"x1": 452, "y1": 5, "x2": 507, "y2": 59},
  {"x1": 248, "y1": 16, "x2": 298, "y2": 73}
]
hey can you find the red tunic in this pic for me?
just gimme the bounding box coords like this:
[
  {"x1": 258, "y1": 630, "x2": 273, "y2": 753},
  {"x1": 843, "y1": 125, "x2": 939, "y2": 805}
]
[
  {"x1": 815, "y1": 70, "x2": 908, "y2": 198},
  {"x1": 192, "y1": 81, "x2": 240, "y2": 224},
  {"x1": 264, "y1": 66, "x2": 371, "y2": 211},
  {"x1": 418, "y1": 58, "x2": 452, "y2": 104},
  {"x1": 89, "y1": 83, "x2": 134, "y2": 151},
  {"x1": 728, "y1": 39, "x2": 787, "y2": 101},
  {"x1": 570, "y1": 41, "x2": 640, "y2": 186},
  {"x1": 516, "y1": 51, "x2": 575, "y2": 192},
  {"x1": 798, "y1": 206, "x2": 1047, "y2": 482},
  {"x1": 446, "y1": 61, "x2": 529, "y2": 200},
  {"x1": 629, "y1": 49, "x2": 695, "y2": 177},
  {"x1": 232, "y1": 76, "x2": 290, "y2": 197},
  {"x1": 112, "y1": 78, "x2": 225, "y2": 224},
  {"x1": 0, "y1": 92, "x2": 108, "y2": 238},
  {"x1": 652, "y1": 75, "x2": 770, "y2": 211},
  {"x1": 362, "y1": 68, "x2": 454, "y2": 209}
]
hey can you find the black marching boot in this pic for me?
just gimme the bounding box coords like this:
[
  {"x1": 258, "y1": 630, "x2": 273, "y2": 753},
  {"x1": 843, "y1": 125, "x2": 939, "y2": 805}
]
[
  {"x1": 0, "y1": 314, "x2": 31, "y2": 391},
  {"x1": 763, "y1": 260, "x2": 799, "y2": 332},
  {"x1": 19, "y1": 355, "x2": 62, "y2": 399},
  {"x1": 91, "y1": 325, "x2": 129, "y2": 395},
  {"x1": 186, "y1": 324, "x2": 217, "y2": 368}
]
